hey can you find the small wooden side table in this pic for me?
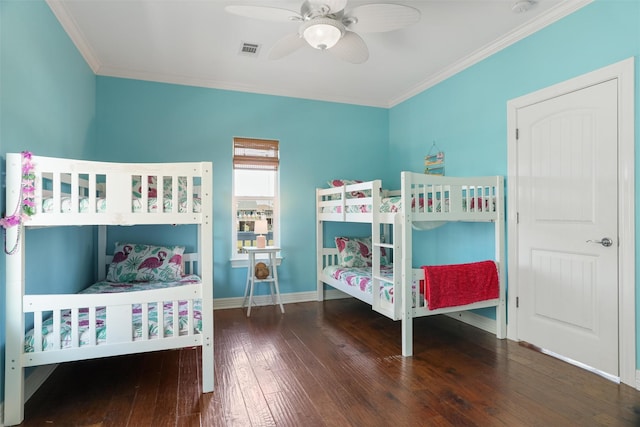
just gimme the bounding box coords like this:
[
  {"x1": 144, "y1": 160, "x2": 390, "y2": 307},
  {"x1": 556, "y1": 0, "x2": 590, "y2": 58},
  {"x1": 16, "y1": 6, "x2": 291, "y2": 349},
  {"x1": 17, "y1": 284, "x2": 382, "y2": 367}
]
[{"x1": 242, "y1": 246, "x2": 284, "y2": 317}]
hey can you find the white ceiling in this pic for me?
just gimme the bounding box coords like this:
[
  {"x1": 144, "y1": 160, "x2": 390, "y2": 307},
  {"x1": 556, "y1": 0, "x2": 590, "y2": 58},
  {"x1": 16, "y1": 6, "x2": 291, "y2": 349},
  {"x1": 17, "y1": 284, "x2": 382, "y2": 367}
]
[{"x1": 47, "y1": 0, "x2": 591, "y2": 108}]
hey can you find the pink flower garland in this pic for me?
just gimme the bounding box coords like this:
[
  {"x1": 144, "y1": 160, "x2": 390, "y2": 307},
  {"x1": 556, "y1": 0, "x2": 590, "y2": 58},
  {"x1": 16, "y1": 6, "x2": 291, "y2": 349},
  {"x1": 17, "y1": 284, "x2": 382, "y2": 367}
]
[{"x1": 1, "y1": 151, "x2": 35, "y2": 229}]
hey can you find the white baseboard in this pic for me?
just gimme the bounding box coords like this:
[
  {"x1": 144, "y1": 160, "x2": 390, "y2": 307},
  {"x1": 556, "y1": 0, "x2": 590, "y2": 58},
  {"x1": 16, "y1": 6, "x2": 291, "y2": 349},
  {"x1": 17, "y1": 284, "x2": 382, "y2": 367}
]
[
  {"x1": 636, "y1": 370, "x2": 640, "y2": 390},
  {"x1": 212, "y1": 288, "x2": 350, "y2": 310},
  {"x1": 213, "y1": 291, "x2": 497, "y2": 339},
  {"x1": 445, "y1": 310, "x2": 497, "y2": 334},
  {"x1": 213, "y1": 290, "x2": 497, "y2": 338}
]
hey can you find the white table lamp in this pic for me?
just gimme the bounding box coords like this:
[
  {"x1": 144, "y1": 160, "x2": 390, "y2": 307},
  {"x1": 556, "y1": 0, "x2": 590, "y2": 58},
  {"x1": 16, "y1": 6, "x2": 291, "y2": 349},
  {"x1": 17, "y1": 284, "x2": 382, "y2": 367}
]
[{"x1": 255, "y1": 219, "x2": 268, "y2": 248}]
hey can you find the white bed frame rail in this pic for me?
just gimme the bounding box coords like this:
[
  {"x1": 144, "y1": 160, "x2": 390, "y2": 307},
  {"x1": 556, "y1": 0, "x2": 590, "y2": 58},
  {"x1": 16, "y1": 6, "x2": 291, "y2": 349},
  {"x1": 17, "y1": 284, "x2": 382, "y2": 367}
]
[
  {"x1": 318, "y1": 248, "x2": 503, "y2": 319},
  {"x1": 403, "y1": 173, "x2": 501, "y2": 224},
  {"x1": 6, "y1": 153, "x2": 206, "y2": 226},
  {"x1": 22, "y1": 282, "x2": 202, "y2": 366},
  {"x1": 316, "y1": 174, "x2": 500, "y2": 225},
  {"x1": 316, "y1": 180, "x2": 383, "y2": 223}
]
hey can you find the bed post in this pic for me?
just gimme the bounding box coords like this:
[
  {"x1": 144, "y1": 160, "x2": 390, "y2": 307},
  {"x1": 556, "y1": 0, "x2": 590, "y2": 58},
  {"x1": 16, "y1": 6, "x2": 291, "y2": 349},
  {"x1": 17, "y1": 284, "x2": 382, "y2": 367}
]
[
  {"x1": 495, "y1": 176, "x2": 507, "y2": 339},
  {"x1": 4, "y1": 153, "x2": 26, "y2": 425},
  {"x1": 4, "y1": 238, "x2": 26, "y2": 426},
  {"x1": 316, "y1": 188, "x2": 325, "y2": 301},
  {"x1": 400, "y1": 172, "x2": 413, "y2": 356},
  {"x1": 370, "y1": 180, "x2": 382, "y2": 313},
  {"x1": 200, "y1": 162, "x2": 214, "y2": 393}
]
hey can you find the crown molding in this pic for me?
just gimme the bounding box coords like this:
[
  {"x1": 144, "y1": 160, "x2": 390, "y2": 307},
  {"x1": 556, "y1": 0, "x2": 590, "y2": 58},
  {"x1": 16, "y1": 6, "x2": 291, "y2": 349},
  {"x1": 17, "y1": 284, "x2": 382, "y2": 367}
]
[
  {"x1": 95, "y1": 65, "x2": 387, "y2": 108},
  {"x1": 388, "y1": 0, "x2": 594, "y2": 107},
  {"x1": 46, "y1": 0, "x2": 102, "y2": 73},
  {"x1": 46, "y1": 0, "x2": 593, "y2": 109}
]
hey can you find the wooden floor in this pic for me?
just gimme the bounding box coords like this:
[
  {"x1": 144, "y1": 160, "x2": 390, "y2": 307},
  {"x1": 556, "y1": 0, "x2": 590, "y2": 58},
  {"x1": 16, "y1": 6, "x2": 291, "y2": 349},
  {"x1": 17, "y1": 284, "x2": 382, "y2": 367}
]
[{"x1": 19, "y1": 299, "x2": 640, "y2": 426}]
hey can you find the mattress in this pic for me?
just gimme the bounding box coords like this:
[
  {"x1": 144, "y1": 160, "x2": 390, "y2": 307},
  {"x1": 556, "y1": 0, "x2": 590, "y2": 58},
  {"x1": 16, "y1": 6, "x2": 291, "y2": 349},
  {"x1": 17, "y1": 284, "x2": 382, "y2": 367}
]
[
  {"x1": 323, "y1": 264, "x2": 419, "y2": 306},
  {"x1": 24, "y1": 274, "x2": 202, "y2": 353},
  {"x1": 321, "y1": 196, "x2": 493, "y2": 214},
  {"x1": 42, "y1": 196, "x2": 202, "y2": 214},
  {"x1": 321, "y1": 196, "x2": 441, "y2": 214}
]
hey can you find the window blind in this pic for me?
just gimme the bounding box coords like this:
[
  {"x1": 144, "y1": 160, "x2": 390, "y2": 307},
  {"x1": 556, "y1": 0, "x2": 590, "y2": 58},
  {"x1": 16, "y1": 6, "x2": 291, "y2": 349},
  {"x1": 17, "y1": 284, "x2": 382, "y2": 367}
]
[{"x1": 233, "y1": 138, "x2": 279, "y2": 171}]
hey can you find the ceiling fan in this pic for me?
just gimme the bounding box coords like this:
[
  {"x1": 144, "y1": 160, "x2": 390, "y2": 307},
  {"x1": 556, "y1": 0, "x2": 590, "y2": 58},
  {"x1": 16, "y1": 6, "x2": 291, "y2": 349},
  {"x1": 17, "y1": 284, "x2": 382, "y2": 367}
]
[{"x1": 225, "y1": 0, "x2": 421, "y2": 64}]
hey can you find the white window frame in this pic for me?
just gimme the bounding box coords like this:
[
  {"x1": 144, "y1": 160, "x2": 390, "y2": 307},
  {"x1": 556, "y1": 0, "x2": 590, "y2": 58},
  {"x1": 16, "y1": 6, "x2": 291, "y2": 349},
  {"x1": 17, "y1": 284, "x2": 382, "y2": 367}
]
[{"x1": 230, "y1": 138, "x2": 280, "y2": 267}]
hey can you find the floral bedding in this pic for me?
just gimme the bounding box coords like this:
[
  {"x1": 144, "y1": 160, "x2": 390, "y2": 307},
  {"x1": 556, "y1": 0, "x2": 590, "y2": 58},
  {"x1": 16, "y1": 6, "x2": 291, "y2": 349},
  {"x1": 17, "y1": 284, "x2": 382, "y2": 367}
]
[
  {"x1": 42, "y1": 196, "x2": 202, "y2": 214},
  {"x1": 24, "y1": 275, "x2": 202, "y2": 353},
  {"x1": 322, "y1": 196, "x2": 442, "y2": 214},
  {"x1": 323, "y1": 265, "x2": 419, "y2": 306},
  {"x1": 321, "y1": 196, "x2": 495, "y2": 214}
]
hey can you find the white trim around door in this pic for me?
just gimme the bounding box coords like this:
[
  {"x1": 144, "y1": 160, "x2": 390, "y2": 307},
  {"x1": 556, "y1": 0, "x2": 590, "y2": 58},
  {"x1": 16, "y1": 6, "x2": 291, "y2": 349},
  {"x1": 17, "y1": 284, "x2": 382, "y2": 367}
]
[{"x1": 506, "y1": 57, "x2": 636, "y2": 387}]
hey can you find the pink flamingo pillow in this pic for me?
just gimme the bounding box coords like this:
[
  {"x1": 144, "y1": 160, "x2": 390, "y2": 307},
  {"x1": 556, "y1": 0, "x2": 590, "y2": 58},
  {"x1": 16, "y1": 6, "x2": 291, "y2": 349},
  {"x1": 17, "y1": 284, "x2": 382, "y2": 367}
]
[
  {"x1": 106, "y1": 242, "x2": 185, "y2": 282},
  {"x1": 334, "y1": 236, "x2": 388, "y2": 268}
]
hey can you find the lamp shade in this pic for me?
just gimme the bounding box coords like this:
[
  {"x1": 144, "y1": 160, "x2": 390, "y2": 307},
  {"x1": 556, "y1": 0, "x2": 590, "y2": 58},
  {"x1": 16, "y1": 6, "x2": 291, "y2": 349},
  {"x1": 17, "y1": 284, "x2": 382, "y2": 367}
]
[
  {"x1": 302, "y1": 18, "x2": 344, "y2": 50},
  {"x1": 255, "y1": 219, "x2": 268, "y2": 235}
]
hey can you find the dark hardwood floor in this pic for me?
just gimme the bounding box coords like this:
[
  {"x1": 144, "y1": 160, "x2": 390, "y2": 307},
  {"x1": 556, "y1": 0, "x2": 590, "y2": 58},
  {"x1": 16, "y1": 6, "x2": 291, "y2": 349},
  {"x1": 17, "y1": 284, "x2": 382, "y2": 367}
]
[{"x1": 18, "y1": 299, "x2": 640, "y2": 426}]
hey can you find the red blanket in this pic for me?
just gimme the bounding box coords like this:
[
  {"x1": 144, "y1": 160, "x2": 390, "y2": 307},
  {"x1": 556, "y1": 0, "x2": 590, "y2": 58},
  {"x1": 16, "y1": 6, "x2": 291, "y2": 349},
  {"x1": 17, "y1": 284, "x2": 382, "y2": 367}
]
[{"x1": 421, "y1": 261, "x2": 499, "y2": 310}]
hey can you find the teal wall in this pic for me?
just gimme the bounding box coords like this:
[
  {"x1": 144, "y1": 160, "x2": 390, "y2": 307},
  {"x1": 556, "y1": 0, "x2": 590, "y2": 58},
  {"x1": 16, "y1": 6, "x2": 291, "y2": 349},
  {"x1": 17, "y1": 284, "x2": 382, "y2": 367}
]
[
  {"x1": 390, "y1": 1, "x2": 640, "y2": 181},
  {"x1": 390, "y1": 0, "x2": 640, "y2": 344},
  {"x1": 1, "y1": 0, "x2": 640, "y2": 406},
  {"x1": 0, "y1": 0, "x2": 97, "y2": 403},
  {"x1": 93, "y1": 77, "x2": 389, "y2": 299}
]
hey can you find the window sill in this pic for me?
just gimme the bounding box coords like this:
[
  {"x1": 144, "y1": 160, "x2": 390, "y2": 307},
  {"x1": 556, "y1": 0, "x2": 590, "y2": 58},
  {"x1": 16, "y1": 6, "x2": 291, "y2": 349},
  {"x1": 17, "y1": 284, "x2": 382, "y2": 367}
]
[{"x1": 231, "y1": 256, "x2": 283, "y2": 268}]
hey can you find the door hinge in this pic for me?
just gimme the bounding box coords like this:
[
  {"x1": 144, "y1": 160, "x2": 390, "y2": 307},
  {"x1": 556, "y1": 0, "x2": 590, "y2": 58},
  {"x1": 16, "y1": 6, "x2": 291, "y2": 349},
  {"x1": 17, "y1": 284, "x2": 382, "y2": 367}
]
[
  {"x1": 516, "y1": 296, "x2": 519, "y2": 308},
  {"x1": 516, "y1": 212, "x2": 520, "y2": 224},
  {"x1": 516, "y1": 128, "x2": 519, "y2": 140}
]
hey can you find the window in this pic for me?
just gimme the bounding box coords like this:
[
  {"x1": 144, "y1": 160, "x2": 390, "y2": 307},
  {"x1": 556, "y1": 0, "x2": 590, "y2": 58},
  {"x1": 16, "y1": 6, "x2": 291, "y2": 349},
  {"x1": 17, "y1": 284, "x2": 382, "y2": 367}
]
[{"x1": 232, "y1": 137, "x2": 279, "y2": 258}]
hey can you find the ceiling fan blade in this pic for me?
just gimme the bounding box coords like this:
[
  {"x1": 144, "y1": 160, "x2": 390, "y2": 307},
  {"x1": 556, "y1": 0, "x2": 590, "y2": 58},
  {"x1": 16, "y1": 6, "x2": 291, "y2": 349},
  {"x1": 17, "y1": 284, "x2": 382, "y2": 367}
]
[
  {"x1": 328, "y1": 31, "x2": 369, "y2": 64},
  {"x1": 302, "y1": 0, "x2": 348, "y2": 16},
  {"x1": 225, "y1": 5, "x2": 301, "y2": 22},
  {"x1": 268, "y1": 33, "x2": 307, "y2": 60},
  {"x1": 345, "y1": 4, "x2": 420, "y2": 33},
  {"x1": 321, "y1": 0, "x2": 348, "y2": 14}
]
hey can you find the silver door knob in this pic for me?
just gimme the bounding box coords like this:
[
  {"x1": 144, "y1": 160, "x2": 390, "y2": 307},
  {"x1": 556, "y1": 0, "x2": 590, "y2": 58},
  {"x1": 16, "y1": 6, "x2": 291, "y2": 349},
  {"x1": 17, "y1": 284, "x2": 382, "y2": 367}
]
[{"x1": 586, "y1": 237, "x2": 613, "y2": 247}]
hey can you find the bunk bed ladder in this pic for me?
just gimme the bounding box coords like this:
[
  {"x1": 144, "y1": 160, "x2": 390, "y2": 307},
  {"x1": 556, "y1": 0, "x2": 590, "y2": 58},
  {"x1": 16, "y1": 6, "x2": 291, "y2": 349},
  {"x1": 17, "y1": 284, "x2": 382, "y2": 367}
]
[
  {"x1": 370, "y1": 182, "x2": 390, "y2": 318},
  {"x1": 390, "y1": 214, "x2": 403, "y2": 321},
  {"x1": 371, "y1": 189, "x2": 403, "y2": 322}
]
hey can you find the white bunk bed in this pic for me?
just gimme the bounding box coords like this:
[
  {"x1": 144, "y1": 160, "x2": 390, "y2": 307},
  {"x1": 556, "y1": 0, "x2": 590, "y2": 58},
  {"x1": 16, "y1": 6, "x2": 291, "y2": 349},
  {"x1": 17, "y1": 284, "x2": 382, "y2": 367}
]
[
  {"x1": 316, "y1": 172, "x2": 506, "y2": 356},
  {"x1": 3, "y1": 153, "x2": 213, "y2": 426}
]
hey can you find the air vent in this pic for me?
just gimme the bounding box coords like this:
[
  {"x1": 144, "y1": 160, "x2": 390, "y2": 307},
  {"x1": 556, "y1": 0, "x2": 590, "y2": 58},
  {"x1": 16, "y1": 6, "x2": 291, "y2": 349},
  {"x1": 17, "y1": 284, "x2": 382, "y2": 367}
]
[{"x1": 239, "y1": 42, "x2": 261, "y2": 57}]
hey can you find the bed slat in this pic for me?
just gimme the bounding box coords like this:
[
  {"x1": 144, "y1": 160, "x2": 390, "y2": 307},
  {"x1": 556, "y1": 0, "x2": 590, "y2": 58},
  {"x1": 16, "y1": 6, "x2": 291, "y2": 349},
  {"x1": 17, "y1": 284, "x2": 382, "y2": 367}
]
[
  {"x1": 106, "y1": 305, "x2": 133, "y2": 344},
  {"x1": 34, "y1": 312, "x2": 43, "y2": 353},
  {"x1": 172, "y1": 300, "x2": 179, "y2": 337},
  {"x1": 187, "y1": 300, "x2": 194, "y2": 336},
  {"x1": 141, "y1": 174, "x2": 150, "y2": 214},
  {"x1": 89, "y1": 307, "x2": 97, "y2": 346},
  {"x1": 71, "y1": 308, "x2": 79, "y2": 348},
  {"x1": 52, "y1": 310, "x2": 61, "y2": 350},
  {"x1": 158, "y1": 301, "x2": 165, "y2": 338},
  {"x1": 88, "y1": 173, "x2": 97, "y2": 214},
  {"x1": 141, "y1": 303, "x2": 149, "y2": 340}
]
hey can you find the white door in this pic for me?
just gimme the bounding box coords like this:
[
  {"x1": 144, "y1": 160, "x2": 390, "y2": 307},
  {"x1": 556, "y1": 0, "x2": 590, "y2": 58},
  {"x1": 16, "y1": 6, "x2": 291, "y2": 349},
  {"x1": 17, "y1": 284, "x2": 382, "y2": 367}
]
[{"x1": 515, "y1": 79, "x2": 619, "y2": 377}]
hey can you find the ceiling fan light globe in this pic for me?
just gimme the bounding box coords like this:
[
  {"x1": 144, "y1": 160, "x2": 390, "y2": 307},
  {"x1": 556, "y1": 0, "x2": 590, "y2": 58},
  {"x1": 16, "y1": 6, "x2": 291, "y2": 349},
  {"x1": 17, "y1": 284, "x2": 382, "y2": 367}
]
[{"x1": 301, "y1": 18, "x2": 344, "y2": 50}]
